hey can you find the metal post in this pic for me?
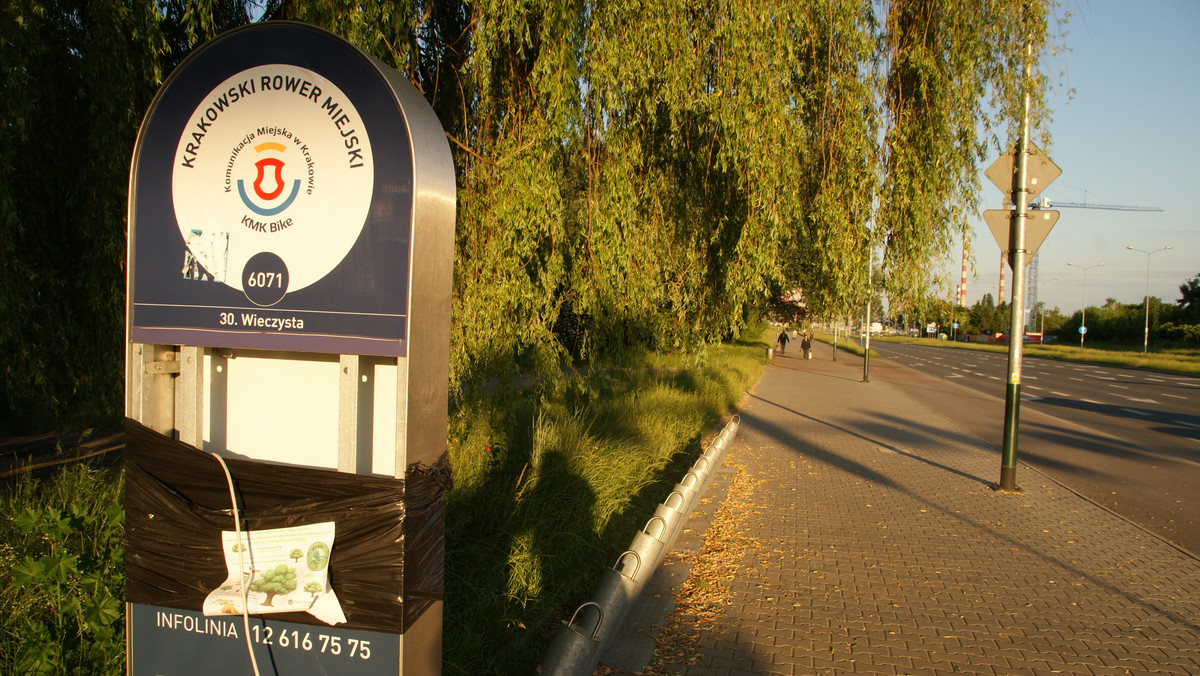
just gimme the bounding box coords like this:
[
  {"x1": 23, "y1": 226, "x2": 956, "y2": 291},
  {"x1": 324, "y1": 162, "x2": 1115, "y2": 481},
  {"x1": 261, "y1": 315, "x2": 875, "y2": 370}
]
[
  {"x1": 1126, "y1": 245, "x2": 1173, "y2": 354},
  {"x1": 1067, "y1": 261, "x2": 1103, "y2": 348},
  {"x1": 1142, "y1": 255, "x2": 1151, "y2": 353},
  {"x1": 997, "y1": 43, "x2": 1033, "y2": 493},
  {"x1": 1081, "y1": 269, "x2": 1087, "y2": 348},
  {"x1": 863, "y1": 248, "x2": 872, "y2": 383}
]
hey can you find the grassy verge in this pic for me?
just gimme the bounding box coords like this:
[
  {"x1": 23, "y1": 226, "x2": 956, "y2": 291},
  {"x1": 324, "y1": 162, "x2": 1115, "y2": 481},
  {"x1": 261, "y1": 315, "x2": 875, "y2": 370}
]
[
  {"x1": 0, "y1": 463, "x2": 125, "y2": 674},
  {"x1": 874, "y1": 335, "x2": 1200, "y2": 375},
  {"x1": 809, "y1": 331, "x2": 880, "y2": 359},
  {"x1": 443, "y1": 334, "x2": 768, "y2": 673}
]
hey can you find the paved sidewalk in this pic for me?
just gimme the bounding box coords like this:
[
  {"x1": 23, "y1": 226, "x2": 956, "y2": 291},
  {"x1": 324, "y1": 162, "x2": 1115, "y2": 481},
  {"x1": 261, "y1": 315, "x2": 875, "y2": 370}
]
[{"x1": 605, "y1": 341, "x2": 1200, "y2": 675}]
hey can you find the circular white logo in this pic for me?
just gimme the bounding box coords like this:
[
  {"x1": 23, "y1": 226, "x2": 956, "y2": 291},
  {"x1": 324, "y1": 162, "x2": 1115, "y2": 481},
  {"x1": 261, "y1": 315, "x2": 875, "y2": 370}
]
[{"x1": 172, "y1": 64, "x2": 374, "y2": 305}]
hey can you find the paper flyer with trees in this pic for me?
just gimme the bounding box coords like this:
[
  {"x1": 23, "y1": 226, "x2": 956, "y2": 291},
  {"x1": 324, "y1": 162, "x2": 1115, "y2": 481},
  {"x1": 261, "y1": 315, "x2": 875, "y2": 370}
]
[{"x1": 203, "y1": 522, "x2": 346, "y2": 625}]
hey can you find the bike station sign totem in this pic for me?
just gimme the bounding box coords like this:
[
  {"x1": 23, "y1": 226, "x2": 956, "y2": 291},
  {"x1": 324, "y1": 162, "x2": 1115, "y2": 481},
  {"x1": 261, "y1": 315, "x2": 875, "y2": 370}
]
[{"x1": 125, "y1": 22, "x2": 455, "y2": 675}]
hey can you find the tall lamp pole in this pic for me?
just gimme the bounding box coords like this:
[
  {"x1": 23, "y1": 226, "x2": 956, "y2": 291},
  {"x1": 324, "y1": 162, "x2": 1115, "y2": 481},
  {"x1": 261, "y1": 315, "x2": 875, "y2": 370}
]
[
  {"x1": 1066, "y1": 261, "x2": 1104, "y2": 348},
  {"x1": 863, "y1": 237, "x2": 873, "y2": 383},
  {"x1": 1125, "y1": 245, "x2": 1173, "y2": 354},
  {"x1": 1038, "y1": 276, "x2": 1059, "y2": 344}
]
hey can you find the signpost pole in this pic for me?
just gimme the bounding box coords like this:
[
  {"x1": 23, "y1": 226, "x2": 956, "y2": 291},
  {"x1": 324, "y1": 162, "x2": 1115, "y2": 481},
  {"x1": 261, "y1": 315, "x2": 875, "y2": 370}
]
[{"x1": 997, "y1": 44, "x2": 1033, "y2": 493}]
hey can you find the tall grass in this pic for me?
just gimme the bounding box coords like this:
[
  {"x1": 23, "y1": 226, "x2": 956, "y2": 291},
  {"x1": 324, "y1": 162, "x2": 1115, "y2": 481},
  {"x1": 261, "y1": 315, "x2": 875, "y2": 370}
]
[
  {"x1": 443, "y1": 337, "x2": 767, "y2": 673},
  {"x1": 0, "y1": 463, "x2": 125, "y2": 674}
]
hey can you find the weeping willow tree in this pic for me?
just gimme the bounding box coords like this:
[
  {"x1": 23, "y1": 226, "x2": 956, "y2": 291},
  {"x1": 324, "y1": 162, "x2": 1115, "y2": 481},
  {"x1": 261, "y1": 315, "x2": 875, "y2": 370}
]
[
  {"x1": 1, "y1": 0, "x2": 1062, "y2": 430},
  {"x1": 0, "y1": 0, "x2": 174, "y2": 434},
  {"x1": 435, "y1": 0, "x2": 893, "y2": 386},
  {"x1": 877, "y1": 0, "x2": 1060, "y2": 317}
]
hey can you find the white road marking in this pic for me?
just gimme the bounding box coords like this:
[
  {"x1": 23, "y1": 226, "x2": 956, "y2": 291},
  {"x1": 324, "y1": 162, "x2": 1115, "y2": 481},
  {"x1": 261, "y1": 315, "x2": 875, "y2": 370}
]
[
  {"x1": 1174, "y1": 420, "x2": 1200, "y2": 430},
  {"x1": 1121, "y1": 408, "x2": 1150, "y2": 416},
  {"x1": 1125, "y1": 398, "x2": 1159, "y2": 404}
]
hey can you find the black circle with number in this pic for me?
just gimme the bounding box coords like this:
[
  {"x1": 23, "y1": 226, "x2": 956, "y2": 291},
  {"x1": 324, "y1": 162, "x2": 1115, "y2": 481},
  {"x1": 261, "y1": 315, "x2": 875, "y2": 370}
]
[{"x1": 242, "y1": 252, "x2": 289, "y2": 306}]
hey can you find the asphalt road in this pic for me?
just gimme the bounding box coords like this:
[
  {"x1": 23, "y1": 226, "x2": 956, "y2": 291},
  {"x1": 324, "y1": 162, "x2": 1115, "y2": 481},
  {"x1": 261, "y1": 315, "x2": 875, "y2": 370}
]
[{"x1": 860, "y1": 339, "x2": 1200, "y2": 554}]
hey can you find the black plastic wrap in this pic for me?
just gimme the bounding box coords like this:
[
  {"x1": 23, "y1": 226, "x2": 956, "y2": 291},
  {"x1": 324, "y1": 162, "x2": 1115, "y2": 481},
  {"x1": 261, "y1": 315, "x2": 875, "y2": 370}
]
[{"x1": 124, "y1": 418, "x2": 449, "y2": 633}]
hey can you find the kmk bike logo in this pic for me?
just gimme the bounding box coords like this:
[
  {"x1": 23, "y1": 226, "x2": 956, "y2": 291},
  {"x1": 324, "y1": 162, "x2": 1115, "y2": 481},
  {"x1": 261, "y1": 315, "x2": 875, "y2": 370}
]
[{"x1": 238, "y1": 142, "x2": 301, "y2": 216}]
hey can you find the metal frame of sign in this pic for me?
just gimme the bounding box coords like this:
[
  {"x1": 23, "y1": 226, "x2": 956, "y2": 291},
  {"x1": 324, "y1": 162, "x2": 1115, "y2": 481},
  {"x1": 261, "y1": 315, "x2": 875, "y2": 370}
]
[{"x1": 125, "y1": 22, "x2": 455, "y2": 675}]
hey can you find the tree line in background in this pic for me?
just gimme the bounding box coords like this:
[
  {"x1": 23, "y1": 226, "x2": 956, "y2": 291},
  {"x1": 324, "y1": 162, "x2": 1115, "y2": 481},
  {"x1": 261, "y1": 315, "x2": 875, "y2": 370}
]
[
  {"x1": 1, "y1": 0, "x2": 1061, "y2": 435},
  {"x1": 893, "y1": 272, "x2": 1200, "y2": 345}
]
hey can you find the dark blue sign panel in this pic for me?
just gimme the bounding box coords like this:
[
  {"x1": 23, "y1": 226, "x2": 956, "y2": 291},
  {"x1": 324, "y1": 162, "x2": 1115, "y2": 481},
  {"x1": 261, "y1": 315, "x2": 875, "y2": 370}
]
[
  {"x1": 129, "y1": 23, "x2": 414, "y2": 356},
  {"x1": 129, "y1": 604, "x2": 399, "y2": 675}
]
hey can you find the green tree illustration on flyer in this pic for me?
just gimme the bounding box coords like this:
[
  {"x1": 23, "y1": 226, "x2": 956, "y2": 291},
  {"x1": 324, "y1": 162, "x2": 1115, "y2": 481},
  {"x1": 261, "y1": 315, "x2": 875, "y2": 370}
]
[{"x1": 203, "y1": 521, "x2": 346, "y2": 625}]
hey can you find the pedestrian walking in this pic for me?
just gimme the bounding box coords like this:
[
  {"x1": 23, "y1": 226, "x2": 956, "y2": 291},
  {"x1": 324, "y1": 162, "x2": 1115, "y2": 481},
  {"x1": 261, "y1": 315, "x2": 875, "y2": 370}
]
[
  {"x1": 776, "y1": 330, "x2": 790, "y2": 354},
  {"x1": 801, "y1": 333, "x2": 812, "y2": 360}
]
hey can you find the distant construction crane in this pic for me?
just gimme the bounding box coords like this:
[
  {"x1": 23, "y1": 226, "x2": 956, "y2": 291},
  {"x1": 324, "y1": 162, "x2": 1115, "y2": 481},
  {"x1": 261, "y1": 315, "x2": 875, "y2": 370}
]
[
  {"x1": 1027, "y1": 196, "x2": 1164, "y2": 212},
  {"x1": 1025, "y1": 195, "x2": 1162, "y2": 315}
]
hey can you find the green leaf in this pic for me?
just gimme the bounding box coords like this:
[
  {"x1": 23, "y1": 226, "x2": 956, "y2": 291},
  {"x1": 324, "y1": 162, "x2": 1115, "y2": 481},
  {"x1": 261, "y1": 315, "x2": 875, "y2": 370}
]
[
  {"x1": 38, "y1": 552, "x2": 79, "y2": 582},
  {"x1": 13, "y1": 507, "x2": 44, "y2": 533},
  {"x1": 104, "y1": 498, "x2": 125, "y2": 527},
  {"x1": 16, "y1": 620, "x2": 61, "y2": 675},
  {"x1": 84, "y1": 592, "x2": 123, "y2": 627},
  {"x1": 12, "y1": 557, "x2": 44, "y2": 587}
]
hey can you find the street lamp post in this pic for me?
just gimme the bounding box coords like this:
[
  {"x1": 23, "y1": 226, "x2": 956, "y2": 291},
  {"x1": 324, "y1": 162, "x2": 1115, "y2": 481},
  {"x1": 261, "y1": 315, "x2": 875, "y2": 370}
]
[
  {"x1": 1125, "y1": 245, "x2": 1174, "y2": 354},
  {"x1": 1038, "y1": 276, "x2": 1059, "y2": 344},
  {"x1": 1066, "y1": 261, "x2": 1104, "y2": 348}
]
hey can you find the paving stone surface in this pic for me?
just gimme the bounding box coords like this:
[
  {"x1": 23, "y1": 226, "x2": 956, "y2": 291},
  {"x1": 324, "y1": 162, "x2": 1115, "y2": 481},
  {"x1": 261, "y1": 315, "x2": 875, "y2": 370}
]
[{"x1": 605, "y1": 343, "x2": 1200, "y2": 675}]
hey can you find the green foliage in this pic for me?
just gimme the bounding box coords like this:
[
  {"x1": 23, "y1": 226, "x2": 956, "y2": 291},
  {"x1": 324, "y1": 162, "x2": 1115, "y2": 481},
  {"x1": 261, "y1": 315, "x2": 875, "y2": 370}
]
[
  {"x1": 1178, "y1": 273, "x2": 1200, "y2": 321},
  {"x1": 443, "y1": 337, "x2": 767, "y2": 674},
  {"x1": 1158, "y1": 322, "x2": 1200, "y2": 345},
  {"x1": 0, "y1": 463, "x2": 125, "y2": 674},
  {"x1": 1032, "y1": 302, "x2": 1068, "y2": 336},
  {"x1": 249, "y1": 564, "x2": 297, "y2": 606},
  {"x1": 878, "y1": 0, "x2": 1061, "y2": 313},
  {"x1": 0, "y1": 0, "x2": 168, "y2": 434},
  {"x1": 1056, "y1": 296, "x2": 1186, "y2": 345},
  {"x1": 965, "y1": 293, "x2": 1010, "y2": 334}
]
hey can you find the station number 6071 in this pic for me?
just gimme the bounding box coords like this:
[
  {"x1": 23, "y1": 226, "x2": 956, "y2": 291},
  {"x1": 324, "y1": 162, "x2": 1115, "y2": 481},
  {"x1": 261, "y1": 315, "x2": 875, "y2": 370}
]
[{"x1": 246, "y1": 271, "x2": 284, "y2": 288}]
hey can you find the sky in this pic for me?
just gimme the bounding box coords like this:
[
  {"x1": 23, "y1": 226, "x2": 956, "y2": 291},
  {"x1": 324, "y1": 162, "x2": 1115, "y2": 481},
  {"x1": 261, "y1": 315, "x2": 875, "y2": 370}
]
[{"x1": 957, "y1": 0, "x2": 1200, "y2": 315}]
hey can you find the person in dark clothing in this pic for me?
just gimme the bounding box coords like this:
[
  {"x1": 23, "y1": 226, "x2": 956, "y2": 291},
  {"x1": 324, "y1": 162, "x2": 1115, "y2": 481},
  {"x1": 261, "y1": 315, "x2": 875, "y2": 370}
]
[
  {"x1": 776, "y1": 330, "x2": 790, "y2": 354},
  {"x1": 801, "y1": 333, "x2": 813, "y2": 360}
]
